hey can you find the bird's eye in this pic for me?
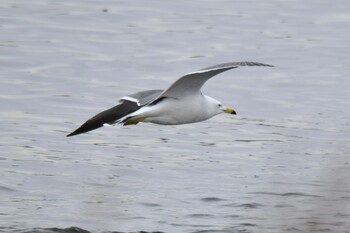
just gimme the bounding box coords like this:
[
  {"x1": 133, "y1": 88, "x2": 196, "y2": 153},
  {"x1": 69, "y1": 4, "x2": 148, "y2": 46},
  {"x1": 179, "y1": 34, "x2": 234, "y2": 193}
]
[{"x1": 218, "y1": 104, "x2": 222, "y2": 107}]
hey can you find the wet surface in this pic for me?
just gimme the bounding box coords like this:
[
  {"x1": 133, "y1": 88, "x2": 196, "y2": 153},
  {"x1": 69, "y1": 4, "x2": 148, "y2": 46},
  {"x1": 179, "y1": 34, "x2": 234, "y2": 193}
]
[{"x1": 1, "y1": 0, "x2": 350, "y2": 233}]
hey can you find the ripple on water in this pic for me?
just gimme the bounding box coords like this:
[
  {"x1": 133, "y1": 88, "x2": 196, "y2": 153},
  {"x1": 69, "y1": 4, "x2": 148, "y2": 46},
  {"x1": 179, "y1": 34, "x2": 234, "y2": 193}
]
[
  {"x1": 8, "y1": 227, "x2": 165, "y2": 233},
  {"x1": 251, "y1": 191, "x2": 323, "y2": 198},
  {"x1": 200, "y1": 197, "x2": 226, "y2": 202}
]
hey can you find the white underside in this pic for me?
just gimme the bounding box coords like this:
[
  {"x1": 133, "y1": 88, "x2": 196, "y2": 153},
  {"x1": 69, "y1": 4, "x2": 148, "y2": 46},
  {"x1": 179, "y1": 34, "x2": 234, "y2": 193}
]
[{"x1": 123, "y1": 94, "x2": 223, "y2": 125}]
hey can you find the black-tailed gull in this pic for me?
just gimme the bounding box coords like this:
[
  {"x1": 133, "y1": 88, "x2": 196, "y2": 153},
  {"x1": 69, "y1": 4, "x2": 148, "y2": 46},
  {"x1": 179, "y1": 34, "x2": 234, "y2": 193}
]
[{"x1": 67, "y1": 61, "x2": 273, "y2": 137}]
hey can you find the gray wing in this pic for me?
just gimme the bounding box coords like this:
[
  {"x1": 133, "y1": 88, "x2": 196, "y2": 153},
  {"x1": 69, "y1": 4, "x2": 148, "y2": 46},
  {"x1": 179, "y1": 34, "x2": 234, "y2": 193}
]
[
  {"x1": 67, "y1": 89, "x2": 162, "y2": 137},
  {"x1": 155, "y1": 62, "x2": 273, "y2": 99},
  {"x1": 121, "y1": 89, "x2": 163, "y2": 106}
]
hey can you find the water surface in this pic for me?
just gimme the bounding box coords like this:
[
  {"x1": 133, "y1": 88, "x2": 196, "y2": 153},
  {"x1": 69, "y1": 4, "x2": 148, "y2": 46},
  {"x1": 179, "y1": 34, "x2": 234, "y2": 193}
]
[{"x1": 0, "y1": 0, "x2": 349, "y2": 233}]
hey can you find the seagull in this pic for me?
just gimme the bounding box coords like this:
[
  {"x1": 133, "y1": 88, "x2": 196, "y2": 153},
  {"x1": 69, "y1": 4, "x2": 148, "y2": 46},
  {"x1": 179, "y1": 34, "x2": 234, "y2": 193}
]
[{"x1": 67, "y1": 61, "x2": 273, "y2": 137}]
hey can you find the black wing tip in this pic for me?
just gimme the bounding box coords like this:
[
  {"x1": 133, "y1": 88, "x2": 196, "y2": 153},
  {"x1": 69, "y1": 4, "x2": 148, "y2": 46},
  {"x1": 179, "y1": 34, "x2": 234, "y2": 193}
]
[
  {"x1": 200, "y1": 61, "x2": 274, "y2": 71},
  {"x1": 247, "y1": 61, "x2": 274, "y2": 67},
  {"x1": 66, "y1": 132, "x2": 78, "y2": 137},
  {"x1": 229, "y1": 61, "x2": 274, "y2": 67},
  {"x1": 66, "y1": 99, "x2": 144, "y2": 138},
  {"x1": 66, "y1": 121, "x2": 104, "y2": 137},
  {"x1": 66, "y1": 128, "x2": 86, "y2": 137}
]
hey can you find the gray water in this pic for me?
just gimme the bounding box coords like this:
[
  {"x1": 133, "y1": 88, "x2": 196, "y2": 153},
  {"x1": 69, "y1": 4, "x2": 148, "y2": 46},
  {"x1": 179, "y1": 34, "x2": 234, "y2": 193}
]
[{"x1": 1, "y1": 0, "x2": 349, "y2": 233}]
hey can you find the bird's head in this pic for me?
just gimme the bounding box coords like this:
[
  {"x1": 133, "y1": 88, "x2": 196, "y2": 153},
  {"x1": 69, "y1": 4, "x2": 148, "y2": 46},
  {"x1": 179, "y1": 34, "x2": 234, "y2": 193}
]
[{"x1": 207, "y1": 96, "x2": 236, "y2": 116}]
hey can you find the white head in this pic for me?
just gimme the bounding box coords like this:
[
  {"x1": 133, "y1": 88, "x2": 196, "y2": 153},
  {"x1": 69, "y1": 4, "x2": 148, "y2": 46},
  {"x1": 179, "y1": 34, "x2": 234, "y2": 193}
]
[{"x1": 205, "y1": 96, "x2": 236, "y2": 117}]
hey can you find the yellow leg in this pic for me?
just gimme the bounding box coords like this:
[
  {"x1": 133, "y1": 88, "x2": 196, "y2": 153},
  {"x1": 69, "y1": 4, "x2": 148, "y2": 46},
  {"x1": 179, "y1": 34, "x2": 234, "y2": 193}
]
[{"x1": 123, "y1": 117, "x2": 146, "y2": 126}]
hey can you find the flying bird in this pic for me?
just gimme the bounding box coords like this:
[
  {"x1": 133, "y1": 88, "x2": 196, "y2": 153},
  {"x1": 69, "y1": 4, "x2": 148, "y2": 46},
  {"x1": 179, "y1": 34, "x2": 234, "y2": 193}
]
[{"x1": 67, "y1": 61, "x2": 273, "y2": 137}]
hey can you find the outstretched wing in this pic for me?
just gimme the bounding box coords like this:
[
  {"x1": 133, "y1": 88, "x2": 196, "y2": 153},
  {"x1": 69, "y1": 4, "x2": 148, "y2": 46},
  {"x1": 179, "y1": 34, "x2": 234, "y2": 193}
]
[
  {"x1": 154, "y1": 62, "x2": 273, "y2": 99},
  {"x1": 66, "y1": 89, "x2": 162, "y2": 137}
]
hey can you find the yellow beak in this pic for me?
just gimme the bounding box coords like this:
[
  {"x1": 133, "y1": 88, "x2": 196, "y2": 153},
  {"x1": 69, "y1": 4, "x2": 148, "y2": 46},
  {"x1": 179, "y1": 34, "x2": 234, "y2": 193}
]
[{"x1": 223, "y1": 107, "x2": 236, "y2": 115}]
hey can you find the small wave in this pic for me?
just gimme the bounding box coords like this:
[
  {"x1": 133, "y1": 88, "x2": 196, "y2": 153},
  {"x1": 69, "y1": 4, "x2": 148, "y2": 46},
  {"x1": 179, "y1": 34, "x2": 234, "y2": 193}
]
[
  {"x1": 251, "y1": 191, "x2": 322, "y2": 198},
  {"x1": 237, "y1": 203, "x2": 263, "y2": 209},
  {"x1": 10, "y1": 226, "x2": 165, "y2": 233},
  {"x1": 200, "y1": 197, "x2": 226, "y2": 202}
]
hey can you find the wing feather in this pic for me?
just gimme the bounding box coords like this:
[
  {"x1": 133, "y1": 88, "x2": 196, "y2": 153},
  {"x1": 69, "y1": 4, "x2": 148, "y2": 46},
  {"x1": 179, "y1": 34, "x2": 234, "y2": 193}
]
[
  {"x1": 67, "y1": 89, "x2": 163, "y2": 136},
  {"x1": 154, "y1": 61, "x2": 273, "y2": 99}
]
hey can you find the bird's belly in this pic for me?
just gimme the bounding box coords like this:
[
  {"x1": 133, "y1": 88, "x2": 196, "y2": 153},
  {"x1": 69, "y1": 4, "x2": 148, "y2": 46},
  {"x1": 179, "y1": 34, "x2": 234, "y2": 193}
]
[{"x1": 144, "y1": 98, "x2": 210, "y2": 125}]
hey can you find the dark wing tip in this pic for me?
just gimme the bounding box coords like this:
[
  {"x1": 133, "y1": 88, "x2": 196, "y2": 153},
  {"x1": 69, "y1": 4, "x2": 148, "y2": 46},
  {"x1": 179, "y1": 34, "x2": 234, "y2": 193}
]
[
  {"x1": 66, "y1": 111, "x2": 118, "y2": 137},
  {"x1": 200, "y1": 61, "x2": 274, "y2": 71},
  {"x1": 66, "y1": 130, "x2": 81, "y2": 137},
  {"x1": 66, "y1": 90, "x2": 163, "y2": 137},
  {"x1": 66, "y1": 123, "x2": 99, "y2": 137},
  {"x1": 66, "y1": 101, "x2": 142, "y2": 137},
  {"x1": 242, "y1": 61, "x2": 274, "y2": 67}
]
